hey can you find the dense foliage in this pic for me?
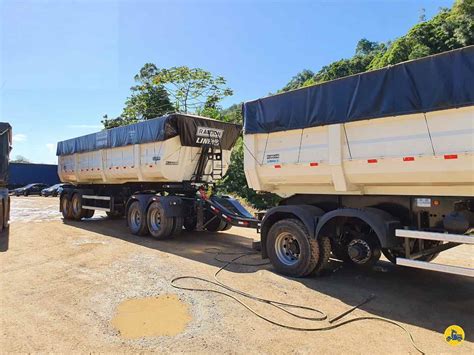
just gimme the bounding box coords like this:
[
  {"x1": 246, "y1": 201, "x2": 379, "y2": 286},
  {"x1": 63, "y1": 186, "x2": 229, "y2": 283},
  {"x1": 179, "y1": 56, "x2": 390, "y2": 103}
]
[{"x1": 100, "y1": 1, "x2": 473, "y2": 209}]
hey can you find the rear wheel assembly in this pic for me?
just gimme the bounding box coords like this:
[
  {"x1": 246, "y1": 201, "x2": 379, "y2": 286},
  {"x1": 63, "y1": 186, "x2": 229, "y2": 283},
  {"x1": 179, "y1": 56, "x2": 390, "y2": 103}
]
[
  {"x1": 127, "y1": 201, "x2": 149, "y2": 236},
  {"x1": 60, "y1": 195, "x2": 73, "y2": 220},
  {"x1": 331, "y1": 221, "x2": 381, "y2": 268},
  {"x1": 71, "y1": 193, "x2": 85, "y2": 221},
  {"x1": 267, "y1": 219, "x2": 330, "y2": 277},
  {"x1": 146, "y1": 201, "x2": 173, "y2": 239}
]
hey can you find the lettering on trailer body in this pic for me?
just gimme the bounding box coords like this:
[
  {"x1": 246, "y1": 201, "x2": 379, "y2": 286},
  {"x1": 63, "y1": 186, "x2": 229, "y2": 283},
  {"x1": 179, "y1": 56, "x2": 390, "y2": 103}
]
[{"x1": 196, "y1": 126, "x2": 224, "y2": 146}]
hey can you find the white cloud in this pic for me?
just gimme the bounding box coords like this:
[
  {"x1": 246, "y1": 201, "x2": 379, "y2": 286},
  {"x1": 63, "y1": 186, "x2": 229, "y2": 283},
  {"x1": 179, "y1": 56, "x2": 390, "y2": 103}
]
[{"x1": 13, "y1": 133, "x2": 27, "y2": 142}]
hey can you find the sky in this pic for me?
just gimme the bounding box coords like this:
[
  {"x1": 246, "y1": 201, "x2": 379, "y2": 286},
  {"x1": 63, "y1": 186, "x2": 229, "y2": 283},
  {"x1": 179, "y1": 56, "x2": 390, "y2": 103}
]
[{"x1": 0, "y1": 0, "x2": 454, "y2": 164}]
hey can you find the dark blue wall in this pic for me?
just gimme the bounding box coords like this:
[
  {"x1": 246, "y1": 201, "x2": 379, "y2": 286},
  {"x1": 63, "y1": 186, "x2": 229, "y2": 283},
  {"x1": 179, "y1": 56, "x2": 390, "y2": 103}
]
[{"x1": 8, "y1": 163, "x2": 60, "y2": 188}]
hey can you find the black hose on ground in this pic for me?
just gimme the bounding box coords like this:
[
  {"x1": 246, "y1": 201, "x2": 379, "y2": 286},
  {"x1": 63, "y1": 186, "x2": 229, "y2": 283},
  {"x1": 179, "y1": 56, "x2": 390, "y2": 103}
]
[{"x1": 170, "y1": 248, "x2": 424, "y2": 354}]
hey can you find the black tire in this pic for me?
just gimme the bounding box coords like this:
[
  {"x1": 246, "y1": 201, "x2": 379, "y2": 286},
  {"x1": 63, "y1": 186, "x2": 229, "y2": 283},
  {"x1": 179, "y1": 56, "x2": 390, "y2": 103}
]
[
  {"x1": 127, "y1": 201, "x2": 149, "y2": 236},
  {"x1": 71, "y1": 193, "x2": 85, "y2": 221},
  {"x1": 23, "y1": 191, "x2": 28, "y2": 197},
  {"x1": 171, "y1": 216, "x2": 184, "y2": 236},
  {"x1": 222, "y1": 222, "x2": 232, "y2": 231},
  {"x1": 267, "y1": 219, "x2": 329, "y2": 277},
  {"x1": 146, "y1": 201, "x2": 173, "y2": 239},
  {"x1": 183, "y1": 216, "x2": 197, "y2": 231},
  {"x1": 84, "y1": 209, "x2": 95, "y2": 218},
  {"x1": 206, "y1": 216, "x2": 227, "y2": 232},
  {"x1": 60, "y1": 195, "x2": 73, "y2": 220}
]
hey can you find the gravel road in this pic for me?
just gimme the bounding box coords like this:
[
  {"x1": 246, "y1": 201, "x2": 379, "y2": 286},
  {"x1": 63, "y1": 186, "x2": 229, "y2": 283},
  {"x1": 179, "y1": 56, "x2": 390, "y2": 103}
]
[{"x1": 1, "y1": 196, "x2": 473, "y2": 353}]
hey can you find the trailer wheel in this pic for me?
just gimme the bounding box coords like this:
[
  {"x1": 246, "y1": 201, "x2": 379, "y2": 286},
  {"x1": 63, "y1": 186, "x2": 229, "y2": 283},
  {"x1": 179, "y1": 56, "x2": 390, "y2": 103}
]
[
  {"x1": 60, "y1": 195, "x2": 73, "y2": 220},
  {"x1": 171, "y1": 216, "x2": 184, "y2": 235},
  {"x1": 222, "y1": 222, "x2": 232, "y2": 231},
  {"x1": 146, "y1": 201, "x2": 173, "y2": 239},
  {"x1": 71, "y1": 193, "x2": 85, "y2": 221},
  {"x1": 267, "y1": 219, "x2": 329, "y2": 277},
  {"x1": 127, "y1": 201, "x2": 149, "y2": 236},
  {"x1": 206, "y1": 216, "x2": 227, "y2": 232}
]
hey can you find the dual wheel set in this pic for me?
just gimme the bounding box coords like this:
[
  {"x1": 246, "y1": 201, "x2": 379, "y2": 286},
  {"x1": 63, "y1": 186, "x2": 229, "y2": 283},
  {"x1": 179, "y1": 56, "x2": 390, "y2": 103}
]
[
  {"x1": 265, "y1": 217, "x2": 441, "y2": 277},
  {"x1": 127, "y1": 201, "x2": 231, "y2": 239},
  {"x1": 60, "y1": 193, "x2": 231, "y2": 240}
]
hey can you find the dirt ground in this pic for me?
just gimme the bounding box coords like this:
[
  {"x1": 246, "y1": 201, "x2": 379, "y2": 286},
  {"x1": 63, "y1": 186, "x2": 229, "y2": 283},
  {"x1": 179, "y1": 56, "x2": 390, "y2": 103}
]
[{"x1": 1, "y1": 196, "x2": 473, "y2": 354}]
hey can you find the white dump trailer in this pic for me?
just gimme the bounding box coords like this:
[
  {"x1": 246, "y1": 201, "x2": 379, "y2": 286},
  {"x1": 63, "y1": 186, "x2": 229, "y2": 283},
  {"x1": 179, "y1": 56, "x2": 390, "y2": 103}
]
[
  {"x1": 57, "y1": 114, "x2": 241, "y2": 184},
  {"x1": 56, "y1": 114, "x2": 259, "y2": 238},
  {"x1": 243, "y1": 47, "x2": 474, "y2": 277}
]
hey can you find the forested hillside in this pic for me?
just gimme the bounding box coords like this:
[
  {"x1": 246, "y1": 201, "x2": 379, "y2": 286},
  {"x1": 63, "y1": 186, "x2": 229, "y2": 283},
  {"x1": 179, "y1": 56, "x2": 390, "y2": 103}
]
[{"x1": 102, "y1": 0, "x2": 473, "y2": 209}]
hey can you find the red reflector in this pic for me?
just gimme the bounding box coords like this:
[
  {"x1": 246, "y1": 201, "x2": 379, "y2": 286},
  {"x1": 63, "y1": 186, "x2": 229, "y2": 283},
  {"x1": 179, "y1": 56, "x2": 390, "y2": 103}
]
[
  {"x1": 225, "y1": 216, "x2": 232, "y2": 222},
  {"x1": 274, "y1": 164, "x2": 281, "y2": 168},
  {"x1": 309, "y1": 162, "x2": 319, "y2": 167},
  {"x1": 403, "y1": 157, "x2": 415, "y2": 161},
  {"x1": 444, "y1": 154, "x2": 458, "y2": 160},
  {"x1": 367, "y1": 159, "x2": 378, "y2": 164}
]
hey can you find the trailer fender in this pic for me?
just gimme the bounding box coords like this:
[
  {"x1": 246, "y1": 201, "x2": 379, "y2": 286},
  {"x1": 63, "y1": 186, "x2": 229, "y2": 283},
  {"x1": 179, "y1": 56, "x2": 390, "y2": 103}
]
[
  {"x1": 315, "y1": 208, "x2": 401, "y2": 248},
  {"x1": 148, "y1": 195, "x2": 186, "y2": 218},
  {"x1": 260, "y1": 205, "x2": 325, "y2": 259},
  {"x1": 126, "y1": 194, "x2": 185, "y2": 221}
]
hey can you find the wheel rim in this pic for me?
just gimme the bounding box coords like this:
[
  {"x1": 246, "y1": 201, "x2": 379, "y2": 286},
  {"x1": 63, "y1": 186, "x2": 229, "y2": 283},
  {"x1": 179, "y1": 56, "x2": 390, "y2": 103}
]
[
  {"x1": 275, "y1": 232, "x2": 300, "y2": 266},
  {"x1": 347, "y1": 239, "x2": 372, "y2": 264},
  {"x1": 130, "y1": 207, "x2": 141, "y2": 230},
  {"x1": 149, "y1": 207, "x2": 162, "y2": 232}
]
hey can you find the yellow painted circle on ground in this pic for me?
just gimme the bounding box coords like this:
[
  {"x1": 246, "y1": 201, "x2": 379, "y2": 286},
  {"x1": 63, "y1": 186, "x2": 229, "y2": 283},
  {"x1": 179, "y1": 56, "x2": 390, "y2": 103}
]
[{"x1": 444, "y1": 325, "x2": 465, "y2": 346}]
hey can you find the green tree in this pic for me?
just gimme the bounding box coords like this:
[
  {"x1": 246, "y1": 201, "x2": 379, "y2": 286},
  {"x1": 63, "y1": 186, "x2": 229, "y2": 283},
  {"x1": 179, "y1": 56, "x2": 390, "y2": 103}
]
[
  {"x1": 102, "y1": 63, "x2": 174, "y2": 129},
  {"x1": 280, "y1": 69, "x2": 314, "y2": 92},
  {"x1": 11, "y1": 155, "x2": 31, "y2": 164},
  {"x1": 152, "y1": 66, "x2": 233, "y2": 113}
]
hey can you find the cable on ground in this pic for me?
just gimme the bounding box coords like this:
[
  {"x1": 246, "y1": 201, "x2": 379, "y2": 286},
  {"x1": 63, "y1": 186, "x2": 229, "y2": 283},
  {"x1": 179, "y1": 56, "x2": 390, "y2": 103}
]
[{"x1": 170, "y1": 248, "x2": 424, "y2": 354}]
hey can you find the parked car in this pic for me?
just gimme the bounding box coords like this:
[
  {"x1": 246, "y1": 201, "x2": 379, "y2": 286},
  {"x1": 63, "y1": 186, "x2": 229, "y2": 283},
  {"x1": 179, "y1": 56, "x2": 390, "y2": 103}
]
[
  {"x1": 41, "y1": 183, "x2": 72, "y2": 197},
  {"x1": 13, "y1": 183, "x2": 49, "y2": 196}
]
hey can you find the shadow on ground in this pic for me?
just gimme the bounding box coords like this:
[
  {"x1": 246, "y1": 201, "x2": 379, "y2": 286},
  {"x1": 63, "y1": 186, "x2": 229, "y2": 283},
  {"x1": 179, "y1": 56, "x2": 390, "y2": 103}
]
[{"x1": 64, "y1": 217, "x2": 474, "y2": 337}]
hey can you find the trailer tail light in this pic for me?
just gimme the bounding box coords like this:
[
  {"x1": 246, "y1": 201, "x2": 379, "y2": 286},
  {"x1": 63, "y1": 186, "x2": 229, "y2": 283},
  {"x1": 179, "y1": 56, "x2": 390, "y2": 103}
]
[
  {"x1": 210, "y1": 205, "x2": 219, "y2": 213},
  {"x1": 221, "y1": 214, "x2": 232, "y2": 222},
  {"x1": 444, "y1": 154, "x2": 458, "y2": 160},
  {"x1": 309, "y1": 162, "x2": 319, "y2": 167},
  {"x1": 367, "y1": 159, "x2": 378, "y2": 164},
  {"x1": 238, "y1": 221, "x2": 249, "y2": 226},
  {"x1": 403, "y1": 157, "x2": 415, "y2": 162},
  {"x1": 274, "y1": 164, "x2": 281, "y2": 169}
]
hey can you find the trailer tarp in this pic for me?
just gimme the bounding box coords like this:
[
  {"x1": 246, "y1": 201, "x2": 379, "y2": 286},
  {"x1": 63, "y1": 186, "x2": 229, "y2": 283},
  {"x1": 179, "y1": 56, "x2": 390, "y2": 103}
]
[
  {"x1": 57, "y1": 114, "x2": 241, "y2": 156},
  {"x1": 243, "y1": 46, "x2": 474, "y2": 134}
]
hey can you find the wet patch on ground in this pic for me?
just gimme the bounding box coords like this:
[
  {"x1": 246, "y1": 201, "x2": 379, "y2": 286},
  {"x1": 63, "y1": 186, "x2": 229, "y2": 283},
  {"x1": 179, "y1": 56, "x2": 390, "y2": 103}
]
[{"x1": 111, "y1": 294, "x2": 192, "y2": 339}]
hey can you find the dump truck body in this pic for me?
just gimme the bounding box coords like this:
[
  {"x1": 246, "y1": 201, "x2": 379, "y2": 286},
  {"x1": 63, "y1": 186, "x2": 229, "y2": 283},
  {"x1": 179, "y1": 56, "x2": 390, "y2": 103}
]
[
  {"x1": 243, "y1": 47, "x2": 474, "y2": 198},
  {"x1": 243, "y1": 47, "x2": 474, "y2": 277},
  {"x1": 57, "y1": 114, "x2": 241, "y2": 185},
  {"x1": 56, "y1": 114, "x2": 258, "y2": 240}
]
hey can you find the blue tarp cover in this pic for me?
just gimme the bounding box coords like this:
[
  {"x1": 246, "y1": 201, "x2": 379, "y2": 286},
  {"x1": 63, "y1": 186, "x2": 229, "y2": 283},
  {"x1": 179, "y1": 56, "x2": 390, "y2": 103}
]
[
  {"x1": 243, "y1": 46, "x2": 474, "y2": 134},
  {"x1": 57, "y1": 113, "x2": 241, "y2": 156}
]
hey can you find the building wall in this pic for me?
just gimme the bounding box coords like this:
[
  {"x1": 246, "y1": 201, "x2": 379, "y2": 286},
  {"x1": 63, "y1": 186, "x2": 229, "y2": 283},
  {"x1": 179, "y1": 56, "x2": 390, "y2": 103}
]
[{"x1": 8, "y1": 163, "x2": 59, "y2": 188}]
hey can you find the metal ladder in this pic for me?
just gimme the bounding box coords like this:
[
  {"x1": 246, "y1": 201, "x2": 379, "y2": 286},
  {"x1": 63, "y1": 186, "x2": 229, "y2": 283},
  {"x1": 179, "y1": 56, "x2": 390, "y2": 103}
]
[{"x1": 192, "y1": 132, "x2": 224, "y2": 183}]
